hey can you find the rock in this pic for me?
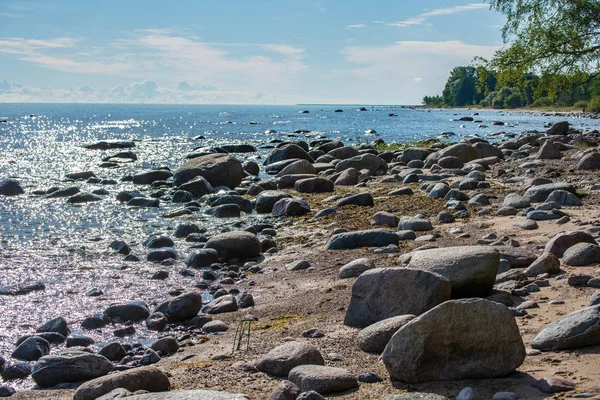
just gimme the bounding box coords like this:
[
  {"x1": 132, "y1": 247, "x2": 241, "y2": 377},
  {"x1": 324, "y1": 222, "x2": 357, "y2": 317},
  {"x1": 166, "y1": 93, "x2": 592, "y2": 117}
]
[
  {"x1": 119, "y1": 391, "x2": 247, "y2": 399},
  {"x1": 388, "y1": 187, "x2": 413, "y2": 196},
  {"x1": 32, "y1": 351, "x2": 113, "y2": 387},
  {"x1": 386, "y1": 394, "x2": 449, "y2": 400},
  {"x1": 532, "y1": 305, "x2": 600, "y2": 351},
  {"x1": 292, "y1": 392, "x2": 323, "y2": 400},
  {"x1": 382, "y1": 298, "x2": 525, "y2": 383},
  {"x1": 0, "y1": 386, "x2": 15, "y2": 397},
  {"x1": 66, "y1": 334, "x2": 94, "y2": 348},
  {"x1": 562, "y1": 243, "x2": 600, "y2": 266},
  {"x1": 205, "y1": 231, "x2": 261, "y2": 260},
  {"x1": 12, "y1": 336, "x2": 50, "y2": 361},
  {"x1": 536, "y1": 141, "x2": 562, "y2": 159},
  {"x1": 256, "y1": 191, "x2": 292, "y2": 213},
  {"x1": 397, "y1": 217, "x2": 432, "y2": 232},
  {"x1": 276, "y1": 160, "x2": 316, "y2": 177},
  {"x1": 103, "y1": 301, "x2": 150, "y2": 323},
  {"x1": 174, "y1": 154, "x2": 244, "y2": 188},
  {"x1": 255, "y1": 341, "x2": 324, "y2": 377},
  {"x1": 344, "y1": 268, "x2": 451, "y2": 328},
  {"x1": 513, "y1": 219, "x2": 538, "y2": 230},
  {"x1": 264, "y1": 144, "x2": 314, "y2": 166},
  {"x1": 288, "y1": 365, "x2": 358, "y2": 395},
  {"x1": 499, "y1": 248, "x2": 538, "y2": 268},
  {"x1": 81, "y1": 315, "x2": 108, "y2": 330},
  {"x1": 286, "y1": 260, "x2": 311, "y2": 271},
  {"x1": 37, "y1": 317, "x2": 69, "y2": 337},
  {"x1": 523, "y1": 253, "x2": 560, "y2": 276},
  {"x1": 205, "y1": 204, "x2": 241, "y2": 218},
  {"x1": 524, "y1": 182, "x2": 577, "y2": 203},
  {"x1": 146, "y1": 312, "x2": 168, "y2": 331},
  {"x1": 203, "y1": 294, "x2": 238, "y2": 314},
  {"x1": 0, "y1": 179, "x2": 24, "y2": 196},
  {"x1": 294, "y1": 177, "x2": 334, "y2": 193},
  {"x1": 202, "y1": 320, "x2": 229, "y2": 333},
  {"x1": 578, "y1": 152, "x2": 600, "y2": 170},
  {"x1": 546, "y1": 190, "x2": 582, "y2": 206},
  {"x1": 334, "y1": 168, "x2": 360, "y2": 186},
  {"x1": 335, "y1": 153, "x2": 388, "y2": 175},
  {"x1": 325, "y1": 229, "x2": 400, "y2": 250},
  {"x1": 84, "y1": 140, "x2": 135, "y2": 150},
  {"x1": 272, "y1": 198, "x2": 310, "y2": 217},
  {"x1": 371, "y1": 212, "x2": 399, "y2": 227},
  {"x1": 437, "y1": 143, "x2": 478, "y2": 163},
  {"x1": 503, "y1": 193, "x2": 530, "y2": 209},
  {"x1": 133, "y1": 170, "x2": 172, "y2": 185},
  {"x1": 147, "y1": 248, "x2": 177, "y2": 263},
  {"x1": 544, "y1": 231, "x2": 598, "y2": 257},
  {"x1": 150, "y1": 337, "x2": 179, "y2": 356},
  {"x1": 267, "y1": 380, "x2": 301, "y2": 400},
  {"x1": 67, "y1": 193, "x2": 103, "y2": 204},
  {"x1": 1, "y1": 361, "x2": 31, "y2": 381},
  {"x1": 178, "y1": 176, "x2": 215, "y2": 197},
  {"x1": 128, "y1": 197, "x2": 159, "y2": 207},
  {"x1": 244, "y1": 161, "x2": 260, "y2": 175},
  {"x1": 589, "y1": 290, "x2": 600, "y2": 307},
  {"x1": 155, "y1": 292, "x2": 203, "y2": 322},
  {"x1": 356, "y1": 315, "x2": 415, "y2": 353},
  {"x1": 527, "y1": 209, "x2": 563, "y2": 221},
  {"x1": 337, "y1": 193, "x2": 373, "y2": 207},
  {"x1": 140, "y1": 349, "x2": 161, "y2": 366},
  {"x1": 73, "y1": 367, "x2": 170, "y2": 400},
  {"x1": 546, "y1": 121, "x2": 569, "y2": 135},
  {"x1": 186, "y1": 249, "x2": 219, "y2": 268},
  {"x1": 338, "y1": 258, "x2": 375, "y2": 278},
  {"x1": 407, "y1": 246, "x2": 499, "y2": 298},
  {"x1": 534, "y1": 377, "x2": 575, "y2": 394},
  {"x1": 427, "y1": 183, "x2": 450, "y2": 199},
  {"x1": 98, "y1": 343, "x2": 127, "y2": 362}
]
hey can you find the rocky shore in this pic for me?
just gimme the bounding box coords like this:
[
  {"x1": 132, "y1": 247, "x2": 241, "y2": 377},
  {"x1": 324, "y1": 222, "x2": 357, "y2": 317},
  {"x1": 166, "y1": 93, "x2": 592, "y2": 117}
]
[{"x1": 1, "y1": 119, "x2": 600, "y2": 399}]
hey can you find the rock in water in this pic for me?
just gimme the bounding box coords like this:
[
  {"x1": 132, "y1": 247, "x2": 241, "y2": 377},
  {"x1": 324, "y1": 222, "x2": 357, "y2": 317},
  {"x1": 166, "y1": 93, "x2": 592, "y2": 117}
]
[
  {"x1": 174, "y1": 154, "x2": 244, "y2": 189},
  {"x1": 344, "y1": 268, "x2": 451, "y2": 328},
  {"x1": 73, "y1": 366, "x2": 170, "y2": 400},
  {"x1": 32, "y1": 351, "x2": 113, "y2": 387},
  {"x1": 0, "y1": 178, "x2": 24, "y2": 196},
  {"x1": 155, "y1": 292, "x2": 203, "y2": 322},
  {"x1": 531, "y1": 305, "x2": 600, "y2": 351},
  {"x1": 382, "y1": 298, "x2": 525, "y2": 383},
  {"x1": 407, "y1": 246, "x2": 499, "y2": 298},
  {"x1": 254, "y1": 341, "x2": 324, "y2": 377},
  {"x1": 204, "y1": 231, "x2": 261, "y2": 260}
]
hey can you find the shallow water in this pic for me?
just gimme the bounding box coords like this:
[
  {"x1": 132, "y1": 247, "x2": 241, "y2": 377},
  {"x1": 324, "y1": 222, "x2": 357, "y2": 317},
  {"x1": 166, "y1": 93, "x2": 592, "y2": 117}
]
[{"x1": 1, "y1": 103, "x2": 599, "y2": 387}]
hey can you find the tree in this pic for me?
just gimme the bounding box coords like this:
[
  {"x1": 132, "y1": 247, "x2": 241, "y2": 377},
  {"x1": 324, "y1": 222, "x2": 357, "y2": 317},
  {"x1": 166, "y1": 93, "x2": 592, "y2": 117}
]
[
  {"x1": 488, "y1": 0, "x2": 600, "y2": 83},
  {"x1": 442, "y1": 66, "x2": 481, "y2": 107}
]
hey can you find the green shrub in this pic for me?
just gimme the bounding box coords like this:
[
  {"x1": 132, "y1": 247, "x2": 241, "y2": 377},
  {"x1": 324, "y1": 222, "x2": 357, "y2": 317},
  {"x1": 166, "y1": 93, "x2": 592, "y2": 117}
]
[
  {"x1": 588, "y1": 97, "x2": 600, "y2": 113},
  {"x1": 532, "y1": 97, "x2": 552, "y2": 107},
  {"x1": 504, "y1": 93, "x2": 524, "y2": 109},
  {"x1": 573, "y1": 100, "x2": 589, "y2": 109}
]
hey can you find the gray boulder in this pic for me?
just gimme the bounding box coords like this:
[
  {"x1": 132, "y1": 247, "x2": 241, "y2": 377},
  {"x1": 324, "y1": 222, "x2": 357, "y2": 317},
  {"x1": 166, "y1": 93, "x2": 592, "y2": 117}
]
[
  {"x1": 531, "y1": 305, "x2": 600, "y2": 351},
  {"x1": 203, "y1": 295, "x2": 238, "y2": 314},
  {"x1": 523, "y1": 182, "x2": 576, "y2": 203},
  {"x1": 544, "y1": 231, "x2": 598, "y2": 257},
  {"x1": 204, "y1": 231, "x2": 261, "y2": 260},
  {"x1": 371, "y1": 212, "x2": 399, "y2": 227},
  {"x1": 382, "y1": 299, "x2": 525, "y2": 383},
  {"x1": 523, "y1": 253, "x2": 560, "y2": 276},
  {"x1": 338, "y1": 258, "x2": 375, "y2": 279},
  {"x1": 344, "y1": 268, "x2": 451, "y2": 328},
  {"x1": 356, "y1": 315, "x2": 415, "y2": 353},
  {"x1": 397, "y1": 217, "x2": 432, "y2": 232},
  {"x1": 12, "y1": 337, "x2": 50, "y2": 361},
  {"x1": 254, "y1": 341, "x2": 324, "y2": 377},
  {"x1": 294, "y1": 177, "x2": 334, "y2": 193},
  {"x1": 264, "y1": 144, "x2": 314, "y2": 166},
  {"x1": 437, "y1": 143, "x2": 478, "y2": 163},
  {"x1": 73, "y1": 366, "x2": 170, "y2": 400},
  {"x1": 155, "y1": 292, "x2": 202, "y2": 322},
  {"x1": 288, "y1": 365, "x2": 358, "y2": 395},
  {"x1": 546, "y1": 190, "x2": 582, "y2": 206},
  {"x1": 562, "y1": 243, "x2": 600, "y2": 266},
  {"x1": 503, "y1": 193, "x2": 530, "y2": 209},
  {"x1": 578, "y1": 152, "x2": 600, "y2": 170},
  {"x1": 334, "y1": 168, "x2": 360, "y2": 186},
  {"x1": 124, "y1": 390, "x2": 247, "y2": 399},
  {"x1": 325, "y1": 229, "x2": 399, "y2": 250},
  {"x1": 546, "y1": 121, "x2": 569, "y2": 135},
  {"x1": 407, "y1": 246, "x2": 500, "y2": 298},
  {"x1": 272, "y1": 198, "x2": 310, "y2": 217},
  {"x1": 0, "y1": 179, "x2": 24, "y2": 196},
  {"x1": 267, "y1": 380, "x2": 301, "y2": 400},
  {"x1": 174, "y1": 154, "x2": 244, "y2": 188},
  {"x1": 335, "y1": 153, "x2": 388, "y2": 175},
  {"x1": 536, "y1": 141, "x2": 562, "y2": 159},
  {"x1": 276, "y1": 160, "x2": 316, "y2": 177},
  {"x1": 256, "y1": 190, "x2": 292, "y2": 213},
  {"x1": 32, "y1": 351, "x2": 113, "y2": 387}
]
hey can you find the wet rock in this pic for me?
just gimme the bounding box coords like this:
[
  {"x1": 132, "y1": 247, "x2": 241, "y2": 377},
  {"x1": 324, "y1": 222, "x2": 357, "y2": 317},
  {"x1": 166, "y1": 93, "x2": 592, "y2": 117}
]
[
  {"x1": 532, "y1": 305, "x2": 600, "y2": 351},
  {"x1": 84, "y1": 140, "x2": 135, "y2": 150},
  {"x1": 147, "y1": 248, "x2": 177, "y2": 263},
  {"x1": 104, "y1": 301, "x2": 150, "y2": 323},
  {"x1": 288, "y1": 365, "x2": 358, "y2": 395},
  {"x1": 203, "y1": 294, "x2": 238, "y2": 314},
  {"x1": 37, "y1": 317, "x2": 70, "y2": 337},
  {"x1": 407, "y1": 246, "x2": 499, "y2": 298},
  {"x1": 67, "y1": 193, "x2": 103, "y2": 204},
  {"x1": 256, "y1": 191, "x2": 292, "y2": 213},
  {"x1": 254, "y1": 341, "x2": 324, "y2": 377},
  {"x1": 338, "y1": 258, "x2": 375, "y2": 279},
  {"x1": 357, "y1": 315, "x2": 415, "y2": 353},
  {"x1": 109, "y1": 240, "x2": 130, "y2": 255},
  {"x1": 544, "y1": 231, "x2": 598, "y2": 257},
  {"x1": 32, "y1": 351, "x2": 113, "y2": 387},
  {"x1": 81, "y1": 314, "x2": 108, "y2": 330},
  {"x1": 128, "y1": 197, "x2": 159, "y2": 207},
  {"x1": 325, "y1": 229, "x2": 399, "y2": 250},
  {"x1": 0, "y1": 179, "x2": 24, "y2": 196},
  {"x1": 238, "y1": 293, "x2": 254, "y2": 308},
  {"x1": 204, "y1": 231, "x2": 261, "y2": 260},
  {"x1": 546, "y1": 121, "x2": 569, "y2": 135},
  {"x1": 145, "y1": 312, "x2": 168, "y2": 331},
  {"x1": 177, "y1": 176, "x2": 215, "y2": 197},
  {"x1": 156, "y1": 292, "x2": 203, "y2": 322},
  {"x1": 562, "y1": 243, "x2": 600, "y2": 266},
  {"x1": 1, "y1": 361, "x2": 31, "y2": 381},
  {"x1": 344, "y1": 268, "x2": 451, "y2": 328},
  {"x1": 133, "y1": 170, "x2": 173, "y2": 185},
  {"x1": 174, "y1": 154, "x2": 245, "y2": 189},
  {"x1": 98, "y1": 343, "x2": 127, "y2": 362},
  {"x1": 244, "y1": 161, "x2": 260, "y2": 176},
  {"x1": 12, "y1": 336, "x2": 50, "y2": 361},
  {"x1": 186, "y1": 249, "x2": 219, "y2": 268},
  {"x1": 66, "y1": 334, "x2": 94, "y2": 348},
  {"x1": 206, "y1": 204, "x2": 241, "y2": 218},
  {"x1": 382, "y1": 299, "x2": 525, "y2": 383},
  {"x1": 73, "y1": 366, "x2": 170, "y2": 400},
  {"x1": 0, "y1": 385, "x2": 15, "y2": 397}
]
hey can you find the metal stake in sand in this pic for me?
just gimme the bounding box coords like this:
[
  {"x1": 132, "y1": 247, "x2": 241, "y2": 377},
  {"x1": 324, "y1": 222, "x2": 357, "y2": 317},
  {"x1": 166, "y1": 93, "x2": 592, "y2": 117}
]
[{"x1": 232, "y1": 314, "x2": 255, "y2": 353}]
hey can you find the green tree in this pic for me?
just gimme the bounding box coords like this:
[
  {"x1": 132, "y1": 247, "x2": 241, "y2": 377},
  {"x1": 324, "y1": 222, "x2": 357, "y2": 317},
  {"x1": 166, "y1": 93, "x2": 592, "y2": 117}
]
[
  {"x1": 488, "y1": 0, "x2": 600, "y2": 83},
  {"x1": 442, "y1": 66, "x2": 481, "y2": 107}
]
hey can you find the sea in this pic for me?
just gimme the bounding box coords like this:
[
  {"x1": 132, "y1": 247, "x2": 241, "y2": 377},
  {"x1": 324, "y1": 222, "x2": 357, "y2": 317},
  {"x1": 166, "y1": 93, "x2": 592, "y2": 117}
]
[{"x1": 0, "y1": 103, "x2": 599, "y2": 379}]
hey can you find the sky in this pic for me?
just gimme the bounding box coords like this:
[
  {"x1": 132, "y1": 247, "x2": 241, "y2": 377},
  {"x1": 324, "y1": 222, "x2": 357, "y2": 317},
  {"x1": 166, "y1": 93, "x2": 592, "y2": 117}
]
[{"x1": 0, "y1": 0, "x2": 507, "y2": 104}]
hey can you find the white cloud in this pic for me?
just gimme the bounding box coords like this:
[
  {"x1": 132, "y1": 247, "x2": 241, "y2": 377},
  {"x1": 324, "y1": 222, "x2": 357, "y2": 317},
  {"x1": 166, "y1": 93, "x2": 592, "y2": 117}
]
[
  {"x1": 389, "y1": 3, "x2": 489, "y2": 27},
  {"x1": 345, "y1": 24, "x2": 367, "y2": 29},
  {"x1": 414, "y1": 77, "x2": 423, "y2": 83},
  {"x1": 0, "y1": 12, "x2": 25, "y2": 18}
]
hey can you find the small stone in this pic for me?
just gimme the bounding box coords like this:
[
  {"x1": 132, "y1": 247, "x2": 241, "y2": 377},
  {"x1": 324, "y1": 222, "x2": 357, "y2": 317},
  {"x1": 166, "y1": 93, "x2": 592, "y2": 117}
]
[
  {"x1": 286, "y1": 260, "x2": 311, "y2": 271},
  {"x1": 357, "y1": 373, "x2": 383, "y2": 383},
  {"x1": 534, "y1": 377, "x2": 575, "y2": 394}
]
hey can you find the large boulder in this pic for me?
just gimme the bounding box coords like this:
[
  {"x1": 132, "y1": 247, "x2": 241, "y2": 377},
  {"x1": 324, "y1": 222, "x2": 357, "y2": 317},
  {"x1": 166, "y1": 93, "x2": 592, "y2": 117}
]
[
  {"x1": 255, "y1": 191, "x2": 292, "y2": 213},
  {"x1": 325, "y1": 229, "x2": 400, "y2": 250},
  {"x1": 265, "y1": 144, "x2": 314, "y2": 166},
  {"x1": 523, "y1": 182, "x2": 576, "y2": 203},
  {"x1": 174, "y1": 154, "x2": 244, "y2": 189},
  {"x1": 0, "y1": 178, "x2": 24, "y2": 196},
  {"x1": 544, "y1": 231, "x2": 598, "y2": 258},
  {"x1": 155, "y1": 292, "x2": 203, "y2": 322},
  {"x1": 356, "y1": 315, "x2": 415, "y2": 353},
  {"x1": 177, "y1": 176, "x2": 215, "y2": 197},
  {"x1": 294, "y1": 177, "x2": 334, "y2": 193},
  {"x1": 536, "y1": 141, "x2": 562, "y2": 159},
  {"x1": 132, "y1": 170, "x2": 173, "y2": 185},
  {"x1": 254, "y1": 341, "x2": 324, "y2": 377},
  {"x1": 204, "y1": 231, "x2": 261, "y2": 260},
  {"x1": 407, "y1": 246, "x2": 500, "y2": 298},
  {"x1": 335, "y1": 154, "x2": 388, "y2": 175},
  {"x1": 344, "y1": 268, "x2": 451, "y2": 328},
  {"x1": 276, "y1": 160, "x2": 316, "y2": 177},
  {"x1": 288, "y1": 365, "x2": 358, "y2": 395},
  {"x1": 532, "y1": 305, "x2": 600, "y2": 351},
  {"x1": 32, "y1": 351, "x2": 113, "y2": 387},
  {"x1": 473, "y1": 142, "x2": 503, "y2": 159},
  {"x1": 437, "y1": 143, "x2": 478, "y2": 163},
  {"x1": 578, "y1": 152, "x2": 600, "y2": 170},
  {"x1": 12, "y1": 337, "x2": 50, "y2": 361},
  {"x1": 382, "y1": 298, "x2": 526, "y2": 383},
  {"x1": 73, "y1": 366, "x2": 170, "y2": 400},
  {"x1": 546, "y1": 121, "x2": 569, "y2": 135},
  {"x1": 562, "y1": 243, "x2": 600, "y2": 266},
  {"x1": 103, "y1": 301, "x2": 150, "y2": 323}
]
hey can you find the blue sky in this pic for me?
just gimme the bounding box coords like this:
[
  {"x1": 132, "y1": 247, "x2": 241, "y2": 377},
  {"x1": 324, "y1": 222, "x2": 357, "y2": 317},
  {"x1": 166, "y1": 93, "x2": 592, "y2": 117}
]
[{"x1": 0, "y1": 0, "x2": 506, "y2": 104}]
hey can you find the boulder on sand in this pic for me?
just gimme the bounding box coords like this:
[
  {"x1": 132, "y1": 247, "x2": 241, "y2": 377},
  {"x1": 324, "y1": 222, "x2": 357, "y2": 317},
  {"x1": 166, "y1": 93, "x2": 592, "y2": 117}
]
[
  {"x1": 254, "y1": 341, "x2": 324, "y2": 377},
  {"x1": 174, "y1": 154, "x2": 244, "y2": 189},
  {"x1": 407, "y1": 246, "x2": 500, "y2": 298},
  {"x1": 73, "y1": 366, "x2": 170, "y2": 400},
  {"x1": 32, "y1": 350, "x2": 113, "y2": 387},
  {"x1": 288, "y1": 365, "x2": 358, "y2": 395},
  {"x1": 531, "y1": 305, "x2": 600, "y2": 351},
  {"x1": 325, "y1": 229, "x2": 399, "y2": 250},
  {"x1": 344, "y1": 268, "x2": 451, "y2": 328},
  {"x1": 356, "y1": 315, "x2": 415, "y2": 353},
  {"x1": 382, "y1": 298, "x2": 526, "y2": 383}
]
